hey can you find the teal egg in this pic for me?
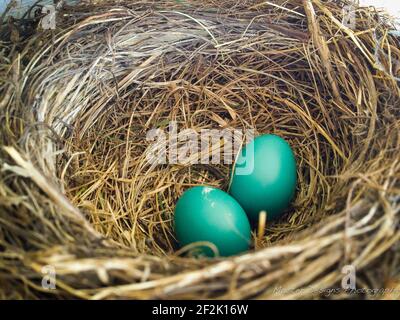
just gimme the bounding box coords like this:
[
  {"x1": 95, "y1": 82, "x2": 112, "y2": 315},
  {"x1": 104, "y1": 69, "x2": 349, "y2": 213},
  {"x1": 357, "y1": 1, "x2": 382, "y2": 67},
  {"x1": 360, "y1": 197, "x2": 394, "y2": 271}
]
[
  {"x1": 174, "y1": 186, "x2": 251, "y2": 257},
  {"x1": 229, "y1": 134, "x2": 297, "y2": 222}
]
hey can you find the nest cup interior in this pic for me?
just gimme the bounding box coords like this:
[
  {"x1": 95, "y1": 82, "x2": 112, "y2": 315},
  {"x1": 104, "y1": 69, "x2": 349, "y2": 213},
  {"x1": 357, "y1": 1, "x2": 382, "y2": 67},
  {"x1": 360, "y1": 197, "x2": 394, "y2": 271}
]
[{"x1": 41, "y1": 4, "x2": 379, "y2": 257}]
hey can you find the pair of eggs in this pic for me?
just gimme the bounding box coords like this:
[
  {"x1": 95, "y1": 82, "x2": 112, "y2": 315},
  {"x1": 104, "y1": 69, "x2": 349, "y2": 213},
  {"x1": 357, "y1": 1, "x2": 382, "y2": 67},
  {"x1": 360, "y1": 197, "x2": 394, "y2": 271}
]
[{"x1": 174, "y1": 134, "x2": 297, "y2": 257}]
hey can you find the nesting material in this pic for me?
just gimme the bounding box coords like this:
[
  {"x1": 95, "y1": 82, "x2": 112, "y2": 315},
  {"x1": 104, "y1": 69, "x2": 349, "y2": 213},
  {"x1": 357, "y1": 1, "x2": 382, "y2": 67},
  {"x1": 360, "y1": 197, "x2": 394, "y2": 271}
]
[{"x1": 0, "y1": 0, "x2": 399, "y2": 299}]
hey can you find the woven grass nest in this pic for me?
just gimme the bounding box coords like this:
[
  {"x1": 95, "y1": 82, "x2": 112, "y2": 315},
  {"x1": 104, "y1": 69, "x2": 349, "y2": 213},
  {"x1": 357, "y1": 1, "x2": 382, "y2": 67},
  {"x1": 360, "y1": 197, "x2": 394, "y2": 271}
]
[{"x1": 0, "y1": 0, "x2": 400, "y2": 299}]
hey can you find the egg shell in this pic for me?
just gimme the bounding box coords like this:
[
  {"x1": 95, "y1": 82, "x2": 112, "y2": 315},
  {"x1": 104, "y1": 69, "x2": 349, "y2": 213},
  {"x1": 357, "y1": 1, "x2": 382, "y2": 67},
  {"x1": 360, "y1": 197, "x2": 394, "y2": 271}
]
[
  {"x1": 174, "y1": 186, "x2": 251, "y2": 257},
  {"x1": 229, "y1": 134, "x2": 297, "y2": 222}
]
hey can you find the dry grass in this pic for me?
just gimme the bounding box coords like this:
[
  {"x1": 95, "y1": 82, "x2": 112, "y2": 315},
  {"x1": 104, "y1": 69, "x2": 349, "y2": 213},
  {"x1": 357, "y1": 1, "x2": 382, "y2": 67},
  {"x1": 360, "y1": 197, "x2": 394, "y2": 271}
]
[{"x1": 0, "y1": 0, "x2": 399, "y2": 299}]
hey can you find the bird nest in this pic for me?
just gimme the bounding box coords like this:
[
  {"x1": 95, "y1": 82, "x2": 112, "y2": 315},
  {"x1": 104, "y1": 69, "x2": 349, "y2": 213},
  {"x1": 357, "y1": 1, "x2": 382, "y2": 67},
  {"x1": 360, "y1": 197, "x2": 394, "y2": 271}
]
[{"x1": 0, "y1": 0, "x2": 399, "y2": 299}]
